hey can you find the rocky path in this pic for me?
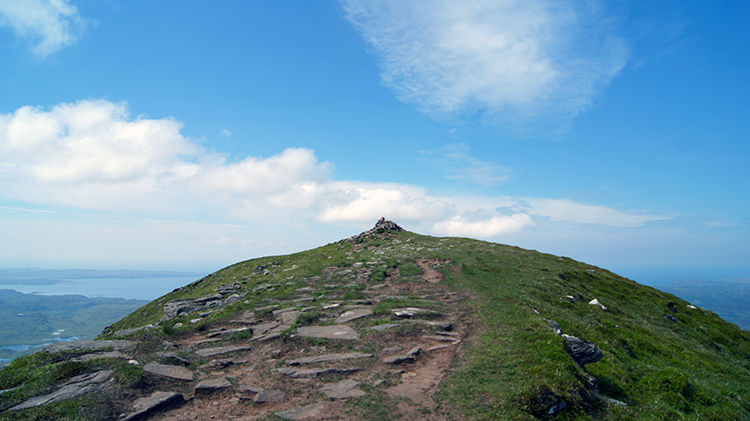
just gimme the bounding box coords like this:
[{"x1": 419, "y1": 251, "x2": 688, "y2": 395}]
[
  {"x1": 5, "y1": 223, "x2": 470, "y2": 420},
  {"x1": 139, "y1": 276, "x2": 466, "y2": 420}
]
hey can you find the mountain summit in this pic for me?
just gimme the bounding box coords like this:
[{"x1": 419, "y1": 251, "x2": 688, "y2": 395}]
[{"x1": 2, "y1": 221, "x2": 749, "y2": 420}]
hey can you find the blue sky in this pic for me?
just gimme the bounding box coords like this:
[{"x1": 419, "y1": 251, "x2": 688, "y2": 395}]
[{"x1": 0, "y1": 0, "x2": 748, "y2": 285}]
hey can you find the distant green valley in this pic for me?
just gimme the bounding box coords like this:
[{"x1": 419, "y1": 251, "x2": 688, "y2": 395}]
[{"x1": 0, "y1": 290, "x2": 147, "y2": 361}]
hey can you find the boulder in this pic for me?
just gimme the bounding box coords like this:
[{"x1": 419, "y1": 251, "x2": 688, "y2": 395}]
[{"x1": 561, "y1": 335, "x2": 603, "y2": 367}]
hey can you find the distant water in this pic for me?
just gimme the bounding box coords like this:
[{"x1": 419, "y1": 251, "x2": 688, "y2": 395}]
[{"x1": 0, "y1": 270, "x2": 205, "y2": 300}]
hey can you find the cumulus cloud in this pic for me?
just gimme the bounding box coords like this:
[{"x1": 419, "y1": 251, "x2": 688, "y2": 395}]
[
  {"x1": 0, "y1": 99, "x2": 331, "y2": 213},
  {"x1": 0, "y1": 99, "x2": 666, "y2": 242},
  {"x1": 317, "y1": 182, "x2": 453, "y2": 223},
  {"x1": 0, "y1": 0, "x2": 89, "y2": 57},
  {"x1": 341, "y1": 0, "x2": 629, "y2": 124}
]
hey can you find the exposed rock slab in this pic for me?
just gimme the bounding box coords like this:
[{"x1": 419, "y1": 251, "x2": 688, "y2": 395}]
[
  {"x1": 71, "y1": 350, "x2": 129, "y2": 362},
  {"x1": 423, "y1": 335, "x2": 458, "y2": 342},
  {"x1": 383, "y1": 355, "x2": 415, "y2": 365},
  {"x1": 320, "y1": 379, "x2": 365, "y2": 399},
  {"x1": 286, "y1": 352, "x2": 372, "y2": 366},
  {"x1": 275, "y1": 402, "x2": 330, "y2": 420},
  {"x1": 143, "y1": 362, "x2": 194, "y2": 381},
  {"x1": 334, "y1": 308, "x2": 372, "y2": 324},
  {"x1": 156, "y1": 352, "x2": 190, "y2": 366},
  {"x1": 9, "y1": 371, "x2": 114, "y2": 411},
  {"x1": 42, "y1": 340, "x2": 136, "y2": 353},
  {"x1": 391, "y1": 307, "x2": 430, "y2": 317},
  {"x1": 366, "y1": 323, "x2": 401, "y2": 331},
  {"x1": 194, "y1": 378, "x2": 232, "y2": 394},
  {"x1": 296, "y1": 325, "x2": 359, "y2": 340},
  {"x1": 122, "y1": 391, "x2": 185, "y2": 421},
  {"x1": 194, "y1": 345, "x2": 251, "y2": 358},
  {"x1": 252, "y1": 321, "x2": 281, "y2": 334},
  {"x1": 276, "y1": 367, "x2": 361, "y2": 379},
  {"x1": 562, "y1": 334, "x2": 603, "y2": 366},
  {"x1": 254, "y1": 388, "x2": 286, "y2": 403}
]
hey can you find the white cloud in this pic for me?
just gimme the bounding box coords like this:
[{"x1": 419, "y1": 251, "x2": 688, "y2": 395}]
[
  {"x1": 0, "y1": 99, "x2": 666, "y2": 251},
  {"x1": 431, "y1": 214, "x2": 535, "y2": 237},
  {"x1": 317, "y1": 182, "x2": 453, "y2": 223},
  {"x1": 0, "y1": 0, "x2": 89, "y2": 57},
  {"x1": 341, "y1": 0, "x2": 629, "y2": 124}
]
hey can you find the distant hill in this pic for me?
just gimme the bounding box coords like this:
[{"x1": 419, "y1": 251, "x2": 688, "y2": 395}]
[{"x1": 1, "y1": 220, "x2": 749, "y2": 420}]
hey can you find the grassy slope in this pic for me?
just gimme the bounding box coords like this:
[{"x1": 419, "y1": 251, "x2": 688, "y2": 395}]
[{"x1": 4, "y1": 230, "x2": 750, "y2": 420}]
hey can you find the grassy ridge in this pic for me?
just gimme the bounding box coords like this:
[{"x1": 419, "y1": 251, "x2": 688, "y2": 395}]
[{"x1": 4, "y1": 229, "x2": 750, "y2": 420}]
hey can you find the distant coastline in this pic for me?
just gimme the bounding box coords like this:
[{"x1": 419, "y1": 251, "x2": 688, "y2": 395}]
[{"x1": 0, "y1": 268, "x2": 208, "y2": 300}]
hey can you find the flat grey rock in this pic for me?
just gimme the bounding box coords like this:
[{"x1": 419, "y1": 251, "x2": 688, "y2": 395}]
[
  {"x1": 252, "y1": 332, "x2": 282, "y2": 342},
  {"x1": 334, "y1": 308, "x2": 373, "y2": 324},
  {"x1": 276, "y1": 367, "x2": 361, "y2": 379},
  {"x1": 42, "y1": 340, "x2": 136, "y2": 353},
  {"x1": 252, "y1": 322, "x2": 281, "y2": 334},
  {"x1": 9, "y1": 370, "x2": 114, "y2": 411},
  {"x1": 71, "y1": 350, "x2": 129, "y2": 362},
  {"x1": 194, "y1": 345, "x2": 251, "y2": 358},
  {"x1": 122, "y1": 391, "x2": 185, "y2": 421},
  {"x1": 391, "y1": 307, "x2": 431, "y2": 317},
  {"x1": 240, "y1": 384, "x2": 265, "y2": 395},
  {"x1": 406, "y1": 346, "x2": 422, "y2": 356},
  {"x1": 405, "y1": 320, "x2": 452, "y2": 330},
  {"x1": 382, "y1": 355, "x2": 415, "y2": 365},
  {"x1": 156, "y1": 352, "x2": 190, "y2": 366},
  {"x1": 286, "y1": 352, "x2": 372, "y2": 366},
  {"x1": 195, "y1": 378, "x2": 232, "y2": 394},
  {"x1": 282, "y1": 311, "x2": 301, "y2": 326},
  {"x1": 366, "y1": 323, "x2": 401, "y2": 331},
  {"x1": 423, "y1": 335, "x2": 457, "y2": 342},
  {"x1": 275, "y1": 403, "x2": 329, "y2": 420},
  {"x1": 254, "y1": 388, "x2": 286, "y2": 403},
  {"x1": 143, "y1": 362, "x2": 194, "y2": 381},
  {"x1": 296, "y1": 325, "x2": 359, "y2": 341},
  {"x1": 320, "y1": 379, "x2": 365, "y2": 399}
]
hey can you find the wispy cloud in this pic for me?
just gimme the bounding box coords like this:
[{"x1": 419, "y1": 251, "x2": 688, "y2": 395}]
[
  {"x1": 0, "y1": 99, "x2": 666, "y2": 241},
  {"x1": 421, "y1": 143, "x2": 511, "y2": 186},
  {"x1": 0, "y1": 0, "x2": 90, "y2": 57},
  {"x1": 341, "y1": 0, "x2": 629, "y2": 126},
  {"x1": 516, "y1": 198, "x2": 669, "y2": 228}
]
